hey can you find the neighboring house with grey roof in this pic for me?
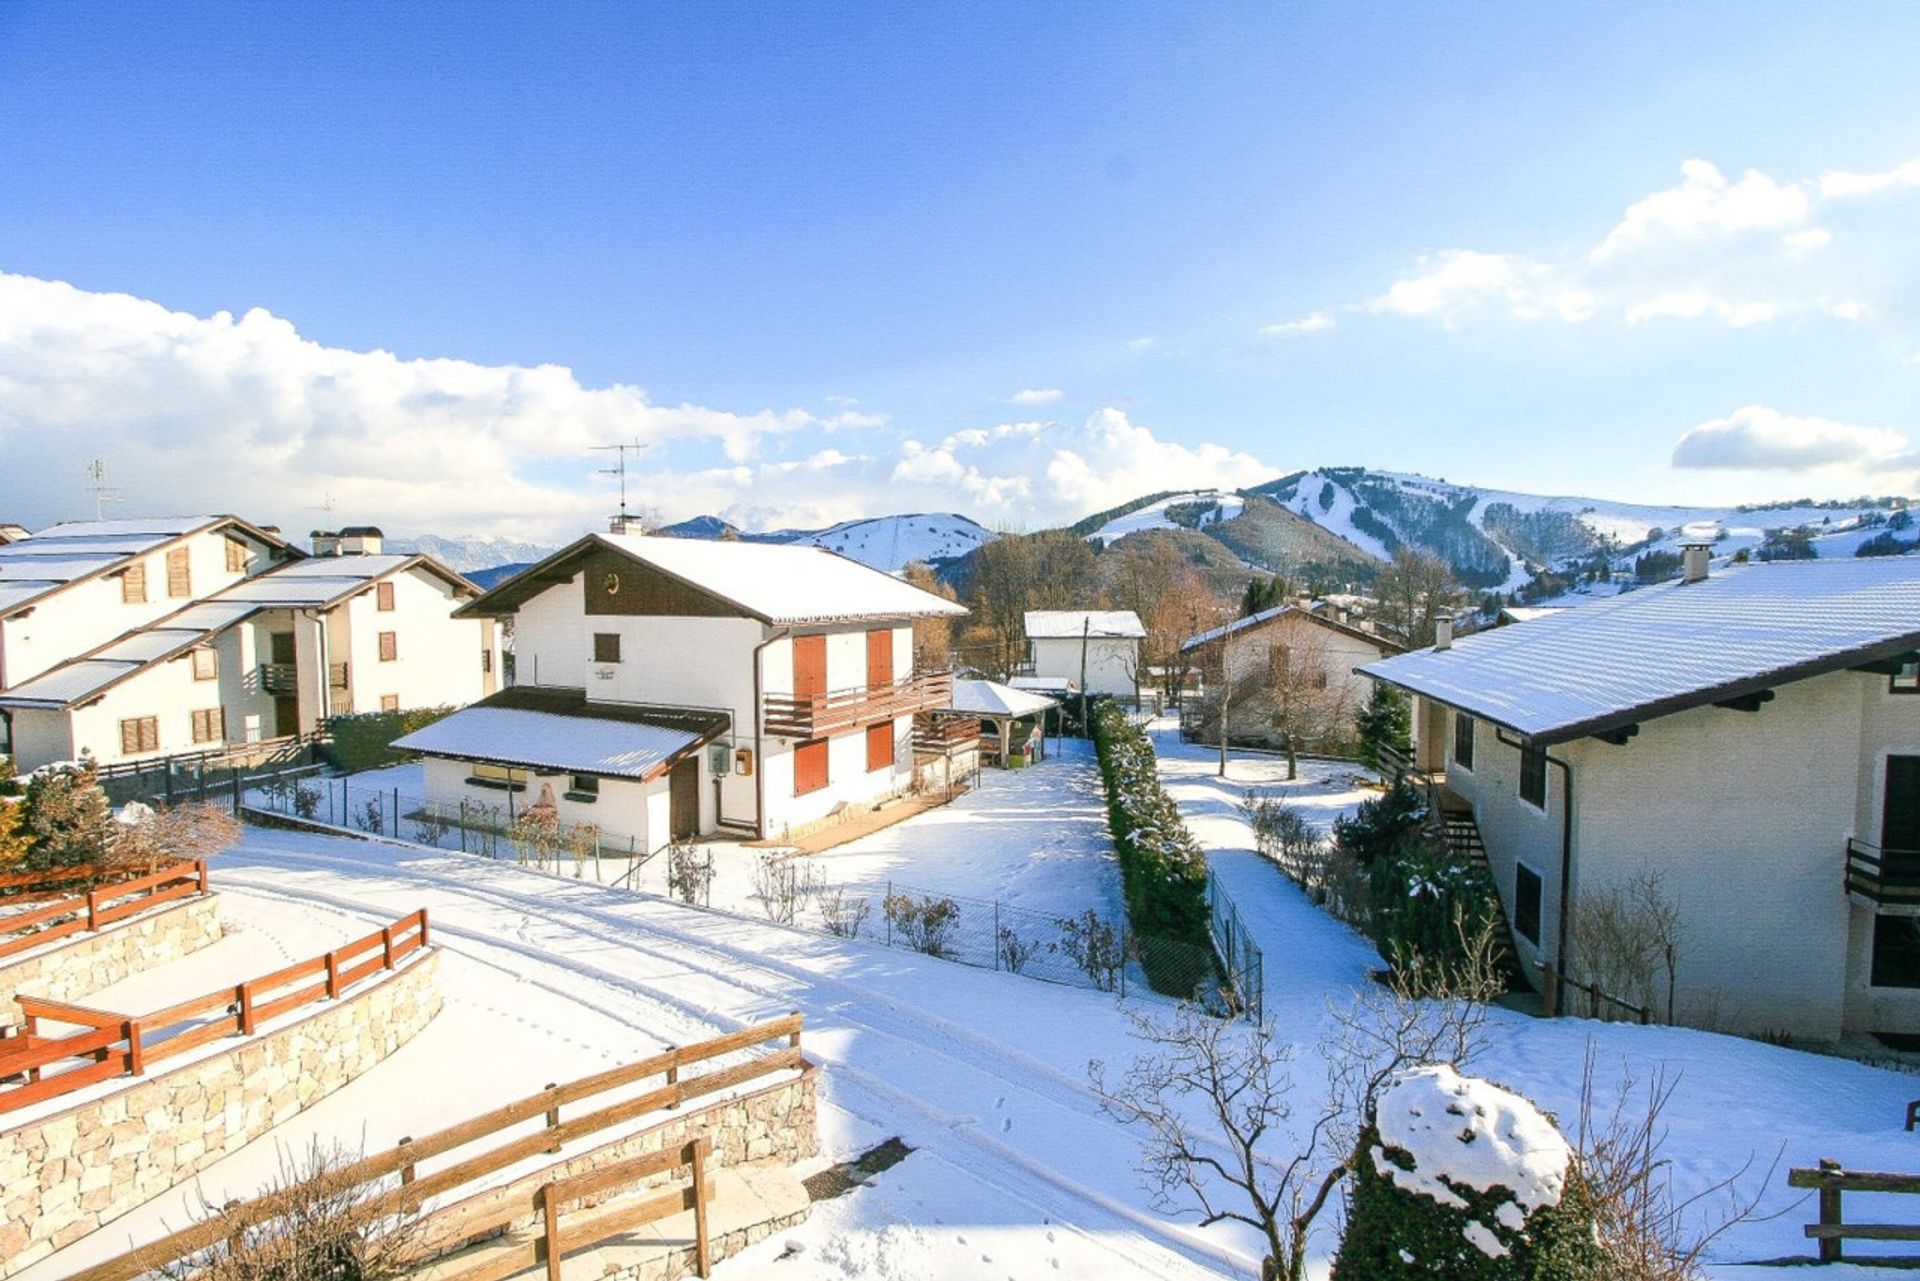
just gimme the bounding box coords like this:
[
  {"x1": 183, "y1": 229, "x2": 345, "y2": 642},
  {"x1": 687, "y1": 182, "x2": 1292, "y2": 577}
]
[
  {"x1": 1360, "y1": 554, "x2": 1920, "y2": 1044},
  {"x1": 430, "y1": 531, "x2": 967, "y2": 852},
  {"x1": 1180, "y1": 602, "x2": 1402, "y2": 750},
  {"x1": 1023, "y1": 610, "x2": 1145, "y2": 700},
  {"x1": 0, "y1": 525, "x2": 496, "y2": 772}
]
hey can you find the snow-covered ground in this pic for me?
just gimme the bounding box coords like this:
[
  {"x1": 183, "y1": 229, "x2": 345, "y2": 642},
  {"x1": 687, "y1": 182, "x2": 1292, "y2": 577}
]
[
  {"x1": 1150, "y1": 721, "x2": 1920, "y2": 1277},
  {"x1": 783, "y1": 512, "x2": 994, "y2": 573}
]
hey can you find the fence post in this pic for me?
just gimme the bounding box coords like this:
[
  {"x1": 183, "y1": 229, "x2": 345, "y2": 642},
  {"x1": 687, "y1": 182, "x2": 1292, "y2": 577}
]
[
  {"x1": 666, "y1": 1053, "x2": 680, "y2": 1108},
  {"x1": 197, "y1": 859, "x2": 210, "y2": 895},
  {"x1": 993, "y1": 901, "x2": 1001, "y2": 970},
  {"x1": 239, "y1": 981, "x2": 256, "y2": 1035},
  {"x1": 382, "y1": 926, "x2": 395, "y2": 969},
  {"x1": 419, "y1": 907, "x2": 430, "y2": 948},
  {"x1": 231, "y1": 769, "x2": 241, "y2": 815},
  {"x1": 885, "y1": 880, "x2": 892, "y2": 947},
  {"x1": 397, "y1": 1136, "x2": 416, "y2": 1186},
  {"x1": 393, "y1": 787, "x2": 400, "y2": 835},
  {"x1": 126, "y1": 1019, "x2": 144, "y2": 1076},
  {"x1": 325, "y1": 951, "x2": 340, "y2": 999},
  {"x1": 544, "y1": 1082, "x2": 561, "y2": 1153},
  {"x1": 691, "y1": 1138, "x2": 713, "y2": 1278},
  {"x1": 86, "y1": 889, "x2": 99, "y2": 932},
  {"x1": 1817, "y1": 1159, "x2": 1843, "y2": 1262},
  {"x1": 542, "y1": 1184, "x2": 562, "y2": 1281}
]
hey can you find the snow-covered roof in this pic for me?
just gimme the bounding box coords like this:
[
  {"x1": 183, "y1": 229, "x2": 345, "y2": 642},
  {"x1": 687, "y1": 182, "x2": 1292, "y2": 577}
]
[
  {"x1": 949, "y1": 678, "x2": 1058, "y2": 719},
  {"x1": 1496, "y1": 606, "x2": 1566, "y2": 625},
  {"x1": 1180, "y1": 603, "x2": 1399, "y2": 654},
  {"x1": 1361, "y1": 558, "x2": 1920, "y2": 746},
  {"x1": 466, "y1": 533, "x2": 967, "y2": 626},
  {"x1": 1023, "y1": 610, "x2": 1145, "y2": 640},
  {"x1": 393, "y1": 689, "x2": 727, "y2": 779},
  {"x1": 0, "y1": 515, "x2": 294, "y2": 617},
  {"x1": 1009, "y1": 675, "x2": 1078, "y2": 694}
]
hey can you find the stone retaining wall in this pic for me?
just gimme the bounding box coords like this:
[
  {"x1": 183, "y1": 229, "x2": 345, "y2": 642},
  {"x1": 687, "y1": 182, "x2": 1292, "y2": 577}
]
[
  {"x1": 0, "y1": 894, "x2": 224, "y2": 1015},
  {"x1": 0, "y1": 948, "x2": 443, "y2": 1275}
]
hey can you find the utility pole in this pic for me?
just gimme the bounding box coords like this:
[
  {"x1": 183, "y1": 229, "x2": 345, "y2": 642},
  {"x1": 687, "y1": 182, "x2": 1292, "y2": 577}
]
[
  {"x1": 592, "y1": 440, "x2": 650, "y2": 532},
  {"x1": 1078, "y1": 615, "x2": 1091, "y2": 737}
]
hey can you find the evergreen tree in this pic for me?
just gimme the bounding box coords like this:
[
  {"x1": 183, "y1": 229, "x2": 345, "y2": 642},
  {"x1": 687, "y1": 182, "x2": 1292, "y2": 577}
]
[
  {"x1": 21, "y1": 757, "x2": 115, "y2": 871},
  {"x1": 0, "y1": 757, "x2": 30, "y2": 868},
  {"x1": 1355, "y1": 685, "x2": 1412, "y2": 771}
]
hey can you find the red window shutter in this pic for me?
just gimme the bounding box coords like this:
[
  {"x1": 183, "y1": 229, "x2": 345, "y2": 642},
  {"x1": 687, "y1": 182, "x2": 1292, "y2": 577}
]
[
  {"x1": 866, "y1": 721, "x2": 894, "y2": 772},
  {"x1": 867, "y1": 629, "x2": 894, "y2": 688},
  {"x1": 795, "y1": 739, "x2": 829, "y2": 795},
  {"x1": 793, "y1": 635, "x2": 827, "y2": 701},
  {"x1": 377, "y1": 581, "x2": 395, "y2": 611}
]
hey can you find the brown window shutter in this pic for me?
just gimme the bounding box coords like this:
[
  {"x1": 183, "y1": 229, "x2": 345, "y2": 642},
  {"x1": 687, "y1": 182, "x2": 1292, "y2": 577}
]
[
  {"x1": 381, "y1": 694, "x2": 399, "y2": 712},
  {"x1": 166, "y1": 547, "x2": 191, "y2": 598},
  {"x1": 866, "y1": 721, "x2": 894, "y2": 772},
  {"x1": 121, "y1": 719, "x2": 139, "y2": 755},
  {"x1": 122, "y1": 563, "x2": 147, "y2": 604},
  {"x1": 226, "y1": 539, "x2": 248, "y2": 572},
  {"x1": 793, "y1": 635, "x2": 827, "y2": 701},
  {"x1": 379, "y1": 631, "x2": 397, "y2": 661},
  {"x1": 795, "y1": 738, "x2": 829, "y2": 795},
  {"x1": 867, "y1": 629, "x2": 894, "y2": 688},
  {"x1": 376, "y1": 581, "x2": 395, "y2": 611}
]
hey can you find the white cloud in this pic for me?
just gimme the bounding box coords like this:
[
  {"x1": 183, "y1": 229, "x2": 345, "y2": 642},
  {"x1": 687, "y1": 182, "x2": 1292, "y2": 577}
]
[
  {"x1": 1671, "y1": 404, "x2": 1911, "y2": 472},
  {"x1": 1126, "y1": 336, "x2": 1156, "y2": 351},
  {"x1": 0, "y1": 272, "x2": 1276, "y2": 540},
  {"x1": 1009, "y1": 387, "x2": 1064, "y2": 406},
  {"x1": 1820, "y1": 157, "x2": 1920, "y2": 199},
  {"x1": 1373, "y1": 158, "x2": 1892, "y2": 331},
  {"x1": 1258, "y1": 312, "x2": 1335, "y2": 336}
]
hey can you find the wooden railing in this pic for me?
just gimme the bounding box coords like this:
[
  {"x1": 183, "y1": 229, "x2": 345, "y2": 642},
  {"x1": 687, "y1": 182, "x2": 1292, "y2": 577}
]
[
  {"x1": 0, "y1": 908, "x2": 429, "y2": 1117},
  {"x1": 520, "y1": 1139, "x2": 711, "y2": 1281},
  {"x1": 67, "y1": 1013, "x2": 806, "y2": 1281},
  {"x1": 912, "y1": 711, "x2": 981, "y2": 753},
  {"x1": 1375, "y1": 741, "x2": 1412, "y2": 785},
  {"x1": 0, "y1": 860, "x2": 208, "y2": 961},
  {"x1": 0, "y1": 861, "x2": 171, "y2": 904},
  {"x1": 763, "y1": 670, "x2": 954, "y2": 739},
  {"x1": 1790, "y1": 1160, "x2": 1920, "y2": 1262},
  {"x1": 1846, "y1": 839, "x2": 1920, "y2": 908}
]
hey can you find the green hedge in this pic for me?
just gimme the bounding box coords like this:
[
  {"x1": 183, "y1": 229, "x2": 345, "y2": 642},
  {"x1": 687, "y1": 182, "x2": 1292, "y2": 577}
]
[
  {"x1": 1333, "y1": 782, "x2": 1498, "y2": 979},
  {"x1": 327, "y1": 706, "x2": 458, "y2": 773},
  {"x1": 1089, "y1": 702, "x2": 1212, "y2": 994}
]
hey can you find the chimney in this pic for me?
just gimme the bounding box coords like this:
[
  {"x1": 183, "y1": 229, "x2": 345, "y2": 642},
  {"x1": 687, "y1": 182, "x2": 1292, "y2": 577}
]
[
  {"x1": 1681, "y1": 542, "x2": 1711, "y2": 584},
  {"x1": 310, "y1": 530, "x2": 341, "y2": 557},
  {"x1": 1435, "y1": 616, "x2": 1453, "y2": 651},
  {"x1": 608, "y1": 514, "x2": 647, "y2": 536}
]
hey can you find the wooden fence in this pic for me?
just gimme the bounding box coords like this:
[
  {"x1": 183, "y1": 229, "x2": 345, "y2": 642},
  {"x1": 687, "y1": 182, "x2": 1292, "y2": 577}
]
[
  {"x1": 1790, "y1": 1160, "x2": 1920, "y2": 1262},
  {"x1": 0, "y1": 908, "x2": 429, "y2": 1117},
  {"x1": 66, "y1": 1012, "x2": 806, "y2": 1281},
  {"x1": 0, "y1": 860, "x2": 209, "y2": 961}
]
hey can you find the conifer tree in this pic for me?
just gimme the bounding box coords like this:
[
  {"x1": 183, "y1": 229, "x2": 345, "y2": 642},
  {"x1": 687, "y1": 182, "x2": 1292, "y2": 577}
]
[
  {"x1": 21, "y1": 756, "x2": 115, "y2": 871},
  {"x1": 0, "y1": 757, "x2": 30, "y2": 868}
]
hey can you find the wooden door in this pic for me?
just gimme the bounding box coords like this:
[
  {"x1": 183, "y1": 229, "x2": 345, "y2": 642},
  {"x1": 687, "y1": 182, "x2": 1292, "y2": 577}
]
[
  {"x1": 793, "y1": 635, "x2": 827, "y2": 702},
  {"x1": 273, "y1": 696, "x2": 300, "y2": 738},
  {"x1": 269, "y1": 632, "x2": 296, "y2": 664},
  {"x1": 867, "y1": 628, "x2": 894, "y2": 689},
  {"x1": 669, "y1": 757, "x2": 700, "y2": 840}
]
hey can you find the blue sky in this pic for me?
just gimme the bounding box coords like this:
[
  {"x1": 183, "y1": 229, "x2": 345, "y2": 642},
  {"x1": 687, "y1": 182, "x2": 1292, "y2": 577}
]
[{"x1": 2, "y1": 2, "x2": 1919, "y2": 539}]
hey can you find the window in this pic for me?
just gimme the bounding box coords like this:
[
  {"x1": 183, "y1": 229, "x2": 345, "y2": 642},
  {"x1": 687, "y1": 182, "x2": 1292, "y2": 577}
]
[
  {"x1": 190, "y1": 646, "x2": 219, "y2": 681},
  {"x1": 166, "y1": 546, "x2": 191, "y2": 598},
  {"x1": 1520, "y1": 742, "x2": 1548, "y2": 809},
  {"x1": 380, "y1": 694, "x2": 400, "y2": 712},
  {"x1": 867, "y1": 721, "x2": 895, "y2": 772},
  {"x1": 571, "y1": 775, "x2": 600, "y2": 796},
  {"x1": 225, "y1": 538, "x2": 249, "y2": 573},
  {"x1": 122, "y1": 563, "x2": 147, "y2": 604},
  {"x1": 119, "y1": 716, "x2": 159, "y2": 754},
  {"x1": 794, "y1": 738, "x2": 829, "y2": 795},
  {"x1": 378, "y1": 631, "x2": 398, "y2": 662},
  {"x1": 1893, "y1": 658, "x2": 1920, "y2": 694},
  {"x1": 593, "y1": 632, "x2": 621, "y2": 664},
  {"x1": 1513, "y1": 863, "x2": 1543, "y2": 945},
  {"x1": 1452, "y1": 712, "x2": 1475, "y2": 770},
  {"x1": 1871, "y1": 914, "x2": 1920, "y2": 988},
  {"x1": 190, "y1": 707, "x2": 225, "y2": 744},
  {"x1": 469, "y1": 762, "x2": 526, "y2": 791},
  {"x1": 376, "y1": 581, "x2": 396, "y2": 611}
]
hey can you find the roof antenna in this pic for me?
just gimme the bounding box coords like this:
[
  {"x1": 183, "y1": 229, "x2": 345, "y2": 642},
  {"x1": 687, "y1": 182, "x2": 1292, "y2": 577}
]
[
  {"x1": 592, "y1": 440, "x2": 650, "y2": 534},
  {"x1": 84, "y1": 459, "x2": 122, "y2": 520}
]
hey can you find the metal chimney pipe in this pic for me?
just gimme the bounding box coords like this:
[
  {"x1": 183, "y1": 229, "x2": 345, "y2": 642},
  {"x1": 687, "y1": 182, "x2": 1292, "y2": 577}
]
[
  {"x1": 1435, "y1": 616, "x2": 1453, "y2": 651},
  {"x1": 1681, "y1": 544, "x2": 1710, "y2": 584}
]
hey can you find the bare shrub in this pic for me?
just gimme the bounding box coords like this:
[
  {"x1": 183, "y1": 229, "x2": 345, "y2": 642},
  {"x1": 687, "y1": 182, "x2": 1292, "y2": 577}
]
[
  {"x1": 565, "y1": 822, "x2": 599, "y2": 879},
  {"x1": 997, "y1": 925, "x2": 1039, "y2": 973},
  {"x1": 1569, "y1": 869, "x2": 1683, "y2": 1022},
  {"x1": 359, "y1": 798, "x2": 386, "y2": 837},
  {"x1": 110, "y1": 802, "x2": 241, "y2": 871},
  {"x1": 884, "y1": 892, "x2": 961, "y2": 957},
  {"x1": 666, "y1": 842, "x2": 713, "y2": 905},
  {"x1": 818, "y1": 886, "x2": 870, "y2": 938},
  {"x1": 155, "y1": 1140, "x2": 421, "y2": 1281},
  {"x1": 509, "y1": 808, "x2": 559, "y2": 867},
  {"x1": 753, "y1": 853, "x2": 821, "y2": 924},
  {"x1": 410, "y1": 810, "x2": 450, "y2": 847},
  {"x1": 292, "y1": 784, "x2": 322, "y2": 820},
  {"x1": 1574, "y1": 1045, "x2": 1778, "y2": 1279},
  {"x1": 1053, "y1": 908, "x2": 1124, "y2": 992}
]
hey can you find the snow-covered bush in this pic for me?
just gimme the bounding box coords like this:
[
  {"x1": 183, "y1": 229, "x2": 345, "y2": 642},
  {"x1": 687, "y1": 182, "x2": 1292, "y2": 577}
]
[
  {"x1": 884, "y1": 892, "x2": 960, "y2": 957},
  {"x1": 1089, "y1": 702, "x2": 1211, "y2": 991},
  {"x1": 18, "y1": 757, "x2": 115, "y2": 871},
  {"x1": 1332, "y1": 1065, "x2": 1605, "y2": 1280},
  {"x1": 1053, "y1": 908, "x2": 1124, "y2": 991},
  {"x1": 1334, "y1": 783, "x2": 1498, "y2": 980}
]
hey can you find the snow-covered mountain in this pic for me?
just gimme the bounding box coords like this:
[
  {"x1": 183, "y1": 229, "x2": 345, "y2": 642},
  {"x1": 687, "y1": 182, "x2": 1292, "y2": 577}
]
[
  {"x1": 1084, "y1": 490, "x2": 1246, "y2": 547},
  {"x1": 778, "y1": 512, "x2": 994, "y2": 572},
  {"x1": 386, "y1": 533, "x2": 562, "y2": 575}
]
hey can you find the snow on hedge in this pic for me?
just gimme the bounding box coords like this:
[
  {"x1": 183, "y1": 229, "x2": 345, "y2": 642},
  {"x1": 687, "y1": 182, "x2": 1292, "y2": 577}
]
[{"x1": 1371, "y1": 1064, "x2": 1572, "y2": 1257}]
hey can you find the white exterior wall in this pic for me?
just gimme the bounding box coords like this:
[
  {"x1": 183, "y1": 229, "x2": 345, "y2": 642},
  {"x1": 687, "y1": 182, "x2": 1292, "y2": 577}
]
[
  {"x1": 513, "y1": 575, "x2": 587, "y2": 689},
  {"x1": 1844, "y1": 673, "x2": 1920, "y2": 1036},
  {"x1": 0, "y1": 526, "x2": 274, "y2": 690},
  {"x1": 52, "y1": 647, "x2": 239, "y2": 771},
  {"x1": 756, "y1": 712, "x2": 915, "y2": 840},
  {"x1": 1450, "y1": 669, "x2": 1893, "y2": 1042},
  {"x1": 420, "y1": 750, "x2": 711, "y2": 858},
  {"x1": 1029, "y1": 635, "x2": 1139, "y2": 698},
  {"x1": 343, "y1": 568, "x2": 494, "y2": 714},
  {"x1": 6, "y1": 711, "x2": 73, "y2": 770}
]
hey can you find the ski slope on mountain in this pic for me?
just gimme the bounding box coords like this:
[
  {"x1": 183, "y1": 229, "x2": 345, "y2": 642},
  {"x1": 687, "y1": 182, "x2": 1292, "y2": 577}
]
[
  {"x1": 782, "y1": 512, "x2": 994, "y2": 572},
  {"x1": 1087, "y1": 490, "x2": 1247, "y2": 547}
]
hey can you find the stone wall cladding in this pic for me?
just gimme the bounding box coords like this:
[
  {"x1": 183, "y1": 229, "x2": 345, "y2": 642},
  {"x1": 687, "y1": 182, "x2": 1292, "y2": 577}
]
[
  {"x1": 416, "y1": 1063, "x2": 820, "y2": 1262},
  {"x1": 0, "y1": 948, "x2": 443, "y2": 1276},
  {"x1": 0, "y1": 894, "x2": 224, "y2": 1015}
]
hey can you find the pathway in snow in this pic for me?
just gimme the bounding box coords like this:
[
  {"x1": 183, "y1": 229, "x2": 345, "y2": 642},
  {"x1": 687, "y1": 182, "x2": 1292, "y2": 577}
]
[{"x1": 1150, "y1": 721, "x2": 1920, "y2": 1276}]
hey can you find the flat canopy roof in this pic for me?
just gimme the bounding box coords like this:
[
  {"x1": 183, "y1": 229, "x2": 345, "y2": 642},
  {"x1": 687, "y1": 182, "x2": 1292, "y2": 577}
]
[
  {"x1": 1360, "y1": 558, "x2": 1920, "y2": 746},
  {"x1": 393, "y1": 687, "x2": 729, "y2": 781}
]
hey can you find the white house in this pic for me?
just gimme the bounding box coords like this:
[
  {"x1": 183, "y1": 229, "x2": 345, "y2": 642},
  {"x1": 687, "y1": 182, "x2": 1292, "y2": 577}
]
[
  {"x1": 1360, "y1": 554, "x2": 1920, "y2": 1044},
  {"x1": 1180, "y1": 602, "x2": 1402, "y2": 749},
  {"x1": 0, "y1": 526, "x2": 496, "y2": 772},
  {"x1": 398, "y1": 532, "x2": 968, "y2": 854},
  {"x1": 1023, "y1": 610, "x2": 1144, "y2": 699}
]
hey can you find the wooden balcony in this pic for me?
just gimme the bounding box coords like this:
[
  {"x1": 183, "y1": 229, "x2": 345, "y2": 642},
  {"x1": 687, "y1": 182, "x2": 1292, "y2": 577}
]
[
  {"x1": 912, "y1": 710, "x2": 981, "y2": 755},
  {"x1": 259, "y1": 661, "x2": 349, "y2": 695},
  {"x1": 1846, "y1": 838, "x2": 1920, "y2": 911},
  {"x1": 764, "y1": 670, "x2": 954, "y2": 740}
]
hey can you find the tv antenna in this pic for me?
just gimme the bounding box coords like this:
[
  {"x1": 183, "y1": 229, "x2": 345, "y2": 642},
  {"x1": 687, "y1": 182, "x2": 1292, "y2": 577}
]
[
  {"x1": 84, "y1": 459, "x2": 122, "y2": 520},
  {"x1": 308, "y1": 491, "x2": 338, "y2": 518},
  {"x1": 591, "y1": 440, "x2": 650, "y2": 528}
]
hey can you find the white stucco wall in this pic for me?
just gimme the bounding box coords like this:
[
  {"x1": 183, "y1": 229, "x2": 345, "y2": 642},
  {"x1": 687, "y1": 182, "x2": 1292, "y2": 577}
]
[
  {"x1": 513, "y1": 573, "x2": 587, "y2": 690},
  {"x1": 419, "y1": 749, "x2": 713, "y2": 857},
  {"x1": 1029, "y1": 636, "x2": 1139, "y2": 698},
  {"x1": 343, "y1": 568, "x2": 493, "y2": 714}
]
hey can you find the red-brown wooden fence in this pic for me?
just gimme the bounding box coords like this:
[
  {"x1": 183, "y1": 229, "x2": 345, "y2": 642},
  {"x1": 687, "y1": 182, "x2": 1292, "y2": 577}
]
[
  {"x1": 0, "y1": 860, "x2": 209, "y2": 961},
  {"x1": 0, "y1": 908, "x2": 429, "y2": 1116}
]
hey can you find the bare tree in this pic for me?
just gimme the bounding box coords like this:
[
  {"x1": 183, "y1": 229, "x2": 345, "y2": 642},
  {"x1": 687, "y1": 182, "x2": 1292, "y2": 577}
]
[
  {"x1": 903, "y1": 562, "x2": 959, "y2": 670},
  {"x1": 963, "y1": 530, "x2": 1099, "y2": 676},
  {"x1": 109, "y1": 802, "x2": 241, "y2": 872},
  {"x1": 1569, "y1": 869, "x2": 1684, "y2": 1022},
  {"x1": 1372, "y1": 549, "x2": 1457, "y2": 648},
  {"x1": 1256, "y1": 630, "x2": 1353, "y2": 780}
]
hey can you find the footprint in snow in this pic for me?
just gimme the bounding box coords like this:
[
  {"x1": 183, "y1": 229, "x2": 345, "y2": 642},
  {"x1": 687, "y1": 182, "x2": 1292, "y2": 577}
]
[{"x1": 1001, "y1": 1117, "x2": 1012, "y2": 1133}]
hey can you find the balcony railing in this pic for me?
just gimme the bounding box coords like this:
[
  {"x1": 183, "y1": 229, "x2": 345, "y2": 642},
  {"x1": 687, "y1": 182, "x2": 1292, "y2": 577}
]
[
  {"x1": 259, "y1": 661, "x2": 349, "y2": 695},
  {"x1": 912, "y1": 710, "x2": 981, "y2": 754},
  {"x1": 1846, "y1": 838, "x2": 1920, "y2": 910},
  {"x1": 764, "y1": 670, "x2": 955, "y2": 740}
]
